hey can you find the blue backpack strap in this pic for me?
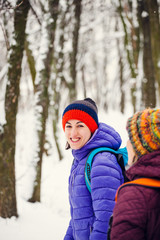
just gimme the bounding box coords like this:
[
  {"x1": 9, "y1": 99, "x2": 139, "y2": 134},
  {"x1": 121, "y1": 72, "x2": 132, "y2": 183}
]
[
  {"x1": 116, "y1": 147, "x2": 128, "y2": 167},
  {"x1": 85, "y1": 147, "x2": 128, "y2": 193}
]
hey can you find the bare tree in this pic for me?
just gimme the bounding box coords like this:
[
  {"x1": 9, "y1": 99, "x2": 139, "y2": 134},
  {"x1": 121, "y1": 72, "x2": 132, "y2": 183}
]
[
  {"x1": 52, "y1": 2, "x2": 70, "y2": 161},
  {"x1": 118, "y1": 0, "x2": 138, "y2": 112},
  {"x1": 29, "y1": 0, "x2": 59, "y2": 203},
  {"x1": 0, "y1": 0, "x2": 30, "y2": 218},
  {"x1": 147, "y1": 0, "x2": 160, "y2": 102},
  {"x1": 137, "y1": 0, "x2": 156, "y2": 108},
  {"x1": 69, "y1": 0, "x2": 82, "y2": 101}
]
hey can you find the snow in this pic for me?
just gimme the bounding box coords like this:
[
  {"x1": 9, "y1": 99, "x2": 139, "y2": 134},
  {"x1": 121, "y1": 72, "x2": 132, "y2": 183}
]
[{"x1": 0, "y1": 102, "x2": 131, "y2": 239}]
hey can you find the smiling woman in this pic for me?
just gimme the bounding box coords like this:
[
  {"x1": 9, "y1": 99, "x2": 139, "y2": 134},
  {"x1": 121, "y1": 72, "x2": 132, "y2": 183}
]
[{"x1": 61, "y1": 98, "x2": 125, "y2": 240}]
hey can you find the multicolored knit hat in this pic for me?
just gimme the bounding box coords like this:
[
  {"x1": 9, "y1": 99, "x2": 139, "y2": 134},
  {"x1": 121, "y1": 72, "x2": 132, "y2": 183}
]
[
  {"x1": 62, "y1": 98, "x2": 99, "y2": 133},
  {"x1": 126, "y1": 108, "x2": 160, "y2": 157}
]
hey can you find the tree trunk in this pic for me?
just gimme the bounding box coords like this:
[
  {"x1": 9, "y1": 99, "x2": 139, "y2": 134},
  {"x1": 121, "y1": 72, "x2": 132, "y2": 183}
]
[
  {"x1": 29, "y1": 0, "x2": 59, "y2": 203},
  {"x1": 25, "y1": 39, "x2": 36, "y2": 90},
  {"x1": 138, "y1": 0, "x2": 156, "y2": 108},
  {"x1": 52, "y1": 4, "x2": 70, "y2": 161},
  {"x1": 69, "y1": 0, "x2": 82, "y2": 101},
  {"x1": 118, "y1": 0, "x2": 137, "y2": 112},
  {"x1": 147, "y1": 0, "x2": 160, "y2": 102},
  {"x1": 117, "y1": 31, "x2": 125, "y2": 114},
  {"x1": 0, "y1": 0, "x2": 30, "y2": 218}
]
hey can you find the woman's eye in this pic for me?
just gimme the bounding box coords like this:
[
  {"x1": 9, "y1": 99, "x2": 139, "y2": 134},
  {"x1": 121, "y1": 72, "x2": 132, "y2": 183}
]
[
  {"x1": 77, "y1": 124, "x2": 84, "y2": 128},
  {"x1": 66, "y1": 125, "x2": 71, "y2": 128}
]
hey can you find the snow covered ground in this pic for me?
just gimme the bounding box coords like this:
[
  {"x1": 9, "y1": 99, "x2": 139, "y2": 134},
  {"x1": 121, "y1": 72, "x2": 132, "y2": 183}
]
[
  {"x1": 0, "y1": 106, "x2": 131, "y2": 240},
  {"x1": 0, "y1": 158, "x2": 71, "y2": 240}
]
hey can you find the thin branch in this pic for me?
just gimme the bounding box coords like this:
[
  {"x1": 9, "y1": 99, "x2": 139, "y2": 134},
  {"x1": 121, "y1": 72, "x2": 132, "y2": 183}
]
[
  {"x1": 29, "y1": 1, "x2": 42, "y2": 26},
  {"x1": 0, "y1": 0, "x2": 24, "y2": 11},
  {"x1": 0, "y1": 18, "x2": 9, "y2": 50},
  {"x1": 14, "y1": 0, "x2": 24, "y2": 9}
]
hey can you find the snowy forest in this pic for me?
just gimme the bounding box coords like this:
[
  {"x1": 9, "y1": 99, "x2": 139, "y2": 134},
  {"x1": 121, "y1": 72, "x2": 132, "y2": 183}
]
[{"x1": 0, "y1": 0, "x2": 160, "y2": 230}]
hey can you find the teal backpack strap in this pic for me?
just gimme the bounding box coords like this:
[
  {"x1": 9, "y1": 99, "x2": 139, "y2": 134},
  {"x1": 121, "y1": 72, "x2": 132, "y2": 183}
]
[
  {"x1": 116, "y1": 147, "x2": 128, "y2": 167},
  {"x1": 85, "y1": 147, "x2": 128, "y2": 193}
]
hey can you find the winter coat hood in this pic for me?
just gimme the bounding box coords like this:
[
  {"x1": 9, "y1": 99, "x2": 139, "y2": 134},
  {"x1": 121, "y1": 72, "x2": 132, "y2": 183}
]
[{"x1": 126, "y1": 150, "x2": 160, "y2": 181}]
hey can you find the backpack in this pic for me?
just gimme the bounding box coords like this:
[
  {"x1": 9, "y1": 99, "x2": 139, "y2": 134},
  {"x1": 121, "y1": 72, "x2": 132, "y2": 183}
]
[
  {"x1": 115, "y1": 177, "x2": 160, "y2": 202},
  {"x1": 107, "y1": 177, "x2": 160, "y2": 240},
  {"x1": 85, "y1": 147, "x2": 128, "y2": 193}
]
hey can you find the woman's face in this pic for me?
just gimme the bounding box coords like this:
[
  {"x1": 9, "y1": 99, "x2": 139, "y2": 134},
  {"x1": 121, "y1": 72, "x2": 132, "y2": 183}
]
[
  {"x1": 127, "y1": 139, "x2": 136, "y2": 166},
  {"x1": 65, "y1": 119, "x2": 92, "y2": 150}
]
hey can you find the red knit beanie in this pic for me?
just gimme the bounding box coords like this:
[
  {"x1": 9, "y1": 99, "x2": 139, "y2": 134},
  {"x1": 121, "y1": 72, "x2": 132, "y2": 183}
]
[{"x1": 62, "y1": 98, "x2": 99, "y2": 133}]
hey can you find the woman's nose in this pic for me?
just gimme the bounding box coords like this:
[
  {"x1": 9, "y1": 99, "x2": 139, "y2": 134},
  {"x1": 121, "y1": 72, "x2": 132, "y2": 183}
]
[{"x1": 71, "y1": 127, "x2": 78, "y2": 137}]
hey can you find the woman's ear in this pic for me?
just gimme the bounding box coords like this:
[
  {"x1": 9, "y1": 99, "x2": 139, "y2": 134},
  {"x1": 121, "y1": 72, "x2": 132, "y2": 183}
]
[
  {"x1": 132, "y1": 155, "x2": 138, "y2": 164},
  {"x1": 65, "y1": 142, "x2": 71, "y2": 150}
]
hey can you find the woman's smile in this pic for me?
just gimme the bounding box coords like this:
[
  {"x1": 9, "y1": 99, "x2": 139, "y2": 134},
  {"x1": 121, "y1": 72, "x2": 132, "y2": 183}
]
[{"x1": 71, "y1": 138, "x2": 80, "y2": 142}]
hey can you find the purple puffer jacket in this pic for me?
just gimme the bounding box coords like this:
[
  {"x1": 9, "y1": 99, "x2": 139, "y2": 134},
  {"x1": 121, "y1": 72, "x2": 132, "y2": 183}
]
[
  {"x1": 110, "y1": 150, "x2": 160, "y2": 240},
  {"x1": 64, "y1": 122, "x2": 124, "y2": 240}
]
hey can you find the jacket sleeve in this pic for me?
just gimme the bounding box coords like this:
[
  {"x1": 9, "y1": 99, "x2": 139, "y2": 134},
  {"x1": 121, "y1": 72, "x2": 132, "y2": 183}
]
[
  {"x1": 89, "y1": 152, "x2": 124, "y2": 240},
  {"x1": 64, "y1": 220, "x2": 74, "y2": 240},
  {"x1": 110, "y1": 185, "x2": 147, "y2": 240}
]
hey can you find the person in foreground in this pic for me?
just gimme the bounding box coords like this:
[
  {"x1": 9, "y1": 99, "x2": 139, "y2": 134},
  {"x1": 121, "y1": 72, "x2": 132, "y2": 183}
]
[
  {"x1": 109, "y1": 108, "x2": 160, "y2": 240},
  {"x1": 62, "y1": 98, "x2": 124, "y2": 240}
]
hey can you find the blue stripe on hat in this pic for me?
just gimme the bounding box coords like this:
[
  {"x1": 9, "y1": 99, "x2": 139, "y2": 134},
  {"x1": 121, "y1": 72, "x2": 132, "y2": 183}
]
[{"x1": 62, "y1": 103, "x2": 98, "y2": 125}]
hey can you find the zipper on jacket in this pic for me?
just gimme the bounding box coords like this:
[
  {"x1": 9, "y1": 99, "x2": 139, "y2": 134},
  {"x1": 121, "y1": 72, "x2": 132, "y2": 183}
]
[{"x1": 70, "y1": 160, "x2": 78, "y2": 194}]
